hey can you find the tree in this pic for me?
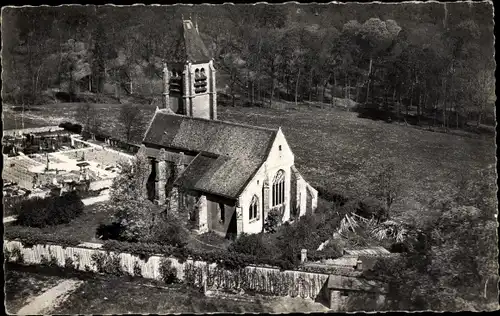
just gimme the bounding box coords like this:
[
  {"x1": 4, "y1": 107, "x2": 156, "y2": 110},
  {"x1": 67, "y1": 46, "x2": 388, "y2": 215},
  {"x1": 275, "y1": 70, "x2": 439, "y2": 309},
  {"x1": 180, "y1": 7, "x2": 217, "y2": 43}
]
[
  {"x1": 370, "y1": 160, "x2": 404, "y2": 216},
  {"x1": 367, "y1": 190, "x2": 497, "y2": 311},
  {"x1": 119, "y1": 103, "x2": 142, "y2": 142},
  {"x1": 110, "y1": 148, "x2": 149, "y2": 203},
  {"x1": 358, "y1": 18, "x2": 401, "y2": 105},
  {"x1": 75, "y1": 103, "x2": 101, "y2": 137},
  {"x1": 113, "y1": 198, "x2": 157, "y2": 242},
  {"x1": 109, "y1": 149, "x2": 157, "y2": 242}
]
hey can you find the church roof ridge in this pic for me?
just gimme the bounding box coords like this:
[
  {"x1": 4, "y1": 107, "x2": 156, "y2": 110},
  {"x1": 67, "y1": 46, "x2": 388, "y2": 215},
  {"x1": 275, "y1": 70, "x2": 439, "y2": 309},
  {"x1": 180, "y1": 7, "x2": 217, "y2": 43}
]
[{"x1": 155, "y1": 110, "x2": 279, "y2": 133}]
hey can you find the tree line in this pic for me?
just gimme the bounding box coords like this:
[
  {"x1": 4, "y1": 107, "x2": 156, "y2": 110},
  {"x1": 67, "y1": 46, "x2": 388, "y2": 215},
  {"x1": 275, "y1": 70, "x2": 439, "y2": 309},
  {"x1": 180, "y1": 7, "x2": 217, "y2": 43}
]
[{"x1": 2, "y1": 3, "x2": 495, "y2": 131}]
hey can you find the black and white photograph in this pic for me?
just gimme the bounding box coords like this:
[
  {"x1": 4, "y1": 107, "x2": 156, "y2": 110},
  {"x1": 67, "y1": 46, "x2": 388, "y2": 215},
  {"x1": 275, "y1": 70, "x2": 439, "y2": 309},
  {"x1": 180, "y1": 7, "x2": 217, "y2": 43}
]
[{"x1": 2, "y1": 1, "x2": 498, "y2": 313}]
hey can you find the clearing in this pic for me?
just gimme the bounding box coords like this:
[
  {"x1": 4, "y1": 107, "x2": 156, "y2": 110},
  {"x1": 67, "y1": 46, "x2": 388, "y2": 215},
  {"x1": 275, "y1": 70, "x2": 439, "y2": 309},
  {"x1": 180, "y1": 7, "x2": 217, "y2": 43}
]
[{"x1": 3, "y1": 101, "x2": 495, "y2": 217}]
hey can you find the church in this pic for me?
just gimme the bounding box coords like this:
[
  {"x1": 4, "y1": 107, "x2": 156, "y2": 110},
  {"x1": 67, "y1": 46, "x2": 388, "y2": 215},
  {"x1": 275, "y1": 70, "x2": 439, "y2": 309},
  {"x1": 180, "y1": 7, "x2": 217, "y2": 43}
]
[{"x1": 139, "y1": 18, "x2": 318, "y2": 239}]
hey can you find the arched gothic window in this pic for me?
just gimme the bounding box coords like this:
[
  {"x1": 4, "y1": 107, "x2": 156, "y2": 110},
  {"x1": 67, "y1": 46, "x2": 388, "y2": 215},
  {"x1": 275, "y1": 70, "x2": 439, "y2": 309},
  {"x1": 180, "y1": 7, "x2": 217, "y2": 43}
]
[
  {"x1": 272, "y1": 170, "x2": 285, "y2": 207},
  {"x1": 249, "y1": 195, "x2": 259, "y2": 221}
]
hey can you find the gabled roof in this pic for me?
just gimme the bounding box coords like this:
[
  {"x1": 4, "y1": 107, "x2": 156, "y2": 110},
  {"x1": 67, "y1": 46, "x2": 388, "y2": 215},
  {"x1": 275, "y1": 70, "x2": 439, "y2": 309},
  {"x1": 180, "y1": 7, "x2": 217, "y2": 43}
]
[
  {"x1": 143, "y1": 112, "x2": 278, "y2": 199},
  {"x1": 165, "y1": 19, "x2": 212, "y2": 64}
]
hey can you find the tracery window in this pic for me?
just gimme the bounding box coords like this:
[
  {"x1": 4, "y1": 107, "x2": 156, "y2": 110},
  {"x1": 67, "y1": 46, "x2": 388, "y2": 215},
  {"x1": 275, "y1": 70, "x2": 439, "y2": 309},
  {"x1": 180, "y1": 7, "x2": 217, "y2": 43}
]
[{"x1": 272, "y1": 170, "x2": 285, "y2": 207}]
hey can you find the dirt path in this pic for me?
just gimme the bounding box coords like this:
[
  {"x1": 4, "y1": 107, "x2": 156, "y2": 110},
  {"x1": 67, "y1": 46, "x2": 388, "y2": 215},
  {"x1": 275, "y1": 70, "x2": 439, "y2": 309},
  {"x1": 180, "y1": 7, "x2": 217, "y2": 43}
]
[{"x1": 16, "y1": 279, "x2": 84, "y2": 315}]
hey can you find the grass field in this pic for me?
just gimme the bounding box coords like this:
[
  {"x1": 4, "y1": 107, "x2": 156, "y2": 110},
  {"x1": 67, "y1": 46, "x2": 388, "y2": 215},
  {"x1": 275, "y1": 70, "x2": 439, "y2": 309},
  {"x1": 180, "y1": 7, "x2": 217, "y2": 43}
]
[
  {"x1": 219, "y1": 104, "x2": 496, "y2": 216},
  {"x1": 4, "y1": 268, "x2": 66, "y2": 314},
  {"x1": 5, "y1": 264, "x2": 329, "y2": 314},
  {"x1": 3, "y1": 101, "x2": 496, "y2": 218},
  {"x1": 51, "y1": 274, "x2": 328, "y2": 314}
]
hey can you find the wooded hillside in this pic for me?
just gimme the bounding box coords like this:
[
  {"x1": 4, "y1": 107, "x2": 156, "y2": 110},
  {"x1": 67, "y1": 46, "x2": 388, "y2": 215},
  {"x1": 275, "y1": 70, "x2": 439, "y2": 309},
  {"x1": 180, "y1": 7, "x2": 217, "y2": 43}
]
[{"x1": 1, "y1": 3, "x2": 495, "y2": 128}]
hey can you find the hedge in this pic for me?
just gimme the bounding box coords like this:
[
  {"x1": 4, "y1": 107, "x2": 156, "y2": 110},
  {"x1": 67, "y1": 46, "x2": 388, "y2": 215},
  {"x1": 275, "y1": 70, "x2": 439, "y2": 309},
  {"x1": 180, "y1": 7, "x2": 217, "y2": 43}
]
[
  {"x1": 4, "y1": 230, "x2": 81, "y2": 248},
  {"x1": 16, "y1": 191, "x2": 84, "y2": 228},
  {"x1": 101, "y1": 240, "x2": 294, "y2": 271},
  {"x1": 59, "y1": 122, "x2": 82, "y2": 134},
  {"x1": 3, "y1": 228, "x2": 293, "y2": 271}
]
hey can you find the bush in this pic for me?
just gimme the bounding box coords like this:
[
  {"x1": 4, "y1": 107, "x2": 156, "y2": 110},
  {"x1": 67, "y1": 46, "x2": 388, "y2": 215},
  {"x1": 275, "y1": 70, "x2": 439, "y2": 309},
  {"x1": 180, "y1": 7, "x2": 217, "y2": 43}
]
[
  {"x1": 159, "y1": 258, "x2": 178, "y2": 284},
  {"x1": 228, "y1": 233, "x2": 272, "y2": 258},
  {"x1": 112, "y1": 199, "x2": 157, "y2": 242},
  {"x1": 3, "y1": 193, "x2": 31, "y2": 216},
  {"x1": 133, "y1": 261, "x2": 142, "y2": 277},
  {"x1": 59, "y1": 122, "x2": 83, "y2": 134},
  {"x1": 40, "y1": 254, "x2": 59, "y2": 267},
  {"x1": 264, "y1": 208, "x2": 282, "y2": 233},
  {"x1": 343, "y1": 197, "x2": 388, "y2": 222},
  {"x1": 16, "y1": 191, "x2": 84, "y2": 228},
  {"x1": 308, "y1": 241, "x2": 343, "y2": 261},
  {"x1": 91, "y1": 252, "x2": 124, "y2": 276},
  {"x1": 150, "y1": 216, "x2": 189, "y2": 248},
  {"x1": 315, "y1": 185, "x2": 349, "y2": 205},
  {"x1": 96, "y1": 222, "x2": 124, "y2": 241},
  {"x1": 64, "y1": 257, "x2": 75, "y2": 269}
]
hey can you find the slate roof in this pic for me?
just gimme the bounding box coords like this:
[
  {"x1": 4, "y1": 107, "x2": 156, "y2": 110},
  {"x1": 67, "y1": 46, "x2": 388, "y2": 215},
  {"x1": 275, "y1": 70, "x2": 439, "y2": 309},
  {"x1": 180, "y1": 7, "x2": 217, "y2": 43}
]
[
  {"x1": 143, "y1": 111, "x2": 278, "y2": 199},
  {"x1": 165, "y1": 19, "x2": 212, "y2": 64}
]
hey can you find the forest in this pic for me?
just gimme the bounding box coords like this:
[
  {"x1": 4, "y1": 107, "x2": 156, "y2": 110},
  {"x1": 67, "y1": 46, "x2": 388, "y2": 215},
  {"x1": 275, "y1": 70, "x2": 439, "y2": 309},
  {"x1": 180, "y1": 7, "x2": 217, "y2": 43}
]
[{"x1": 1, "y1": 2, "x2": 495, "y2": 131}]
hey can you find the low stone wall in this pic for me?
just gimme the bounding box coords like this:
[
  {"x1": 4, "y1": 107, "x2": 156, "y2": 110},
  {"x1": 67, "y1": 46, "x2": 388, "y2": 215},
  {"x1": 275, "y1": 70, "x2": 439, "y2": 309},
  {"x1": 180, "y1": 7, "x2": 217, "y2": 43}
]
[
  {"x1": 4, "y1": 126, "x2": 64, "y2": 137},
  {"x1": 4, "y1": 240, "x2": 329, "y2": 300}
]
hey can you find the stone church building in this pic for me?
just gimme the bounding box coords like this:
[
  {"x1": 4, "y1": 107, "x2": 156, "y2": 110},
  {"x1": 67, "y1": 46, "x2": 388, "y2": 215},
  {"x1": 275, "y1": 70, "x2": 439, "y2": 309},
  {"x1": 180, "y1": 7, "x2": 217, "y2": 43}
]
[{"x1": 140, "y1": 18, "x2": 317, "y2": 238}]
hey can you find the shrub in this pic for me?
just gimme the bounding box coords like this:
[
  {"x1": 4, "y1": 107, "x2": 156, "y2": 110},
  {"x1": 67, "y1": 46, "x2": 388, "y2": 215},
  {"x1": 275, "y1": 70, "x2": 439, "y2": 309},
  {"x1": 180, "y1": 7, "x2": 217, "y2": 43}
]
[
  {"x1": 96, "y1": 222, "x2": 124, "y2": 241},
  {"x1": 315, "y1": 185, "x2": 349, "y2": 205},
  {"x1": 358, "y1": 197, "x2": 388, "y2": 222},
  {"x1": 10, "y1": 247, "x2": 24, "y2": 264},
  {"x1": 91, "y1": 252, "x2": 107, "y2": 273},
  {"x1": 342, "y1": 197, "x2": 388, "y2": 223},
  {"x1": 3, "y1": 193, "x2": 31, "y2": 216},
  {"x1": 104, "y1": 254, "x2": 124, "y2": 276},
  {"x1": 16, "y1": 191, "x2": 84, "y2": 228},
  {"x1": 228, "y1": 233, "x2": 272, "y2": 258},
  {"x1": 151, "y1": 217, "x2": 189, "y2": 248},
  {"x1": 308, "y1": 241, "x2": 343, "y2": 261},
  {"x1": 91, "y1": 252, "x2": 124, "y2": 276},
  {"x1": 133, "y1": 261, "x2": 142, "y2": 277},
  {"x1": 64, "y1": 257, "x2": 75, "y2": 269},
  {"x1": 264, "y1": 208, "x2": 282, "y2": 233},
  {"x1": 111, "y1": 199, "x2": 157, "y2": 242},
  {"x1": 159, "y1": 258, "x2": 178, "y2": 284},
  {"x1": 59, "y1": 122, "x2": 83, "y2": 134}
]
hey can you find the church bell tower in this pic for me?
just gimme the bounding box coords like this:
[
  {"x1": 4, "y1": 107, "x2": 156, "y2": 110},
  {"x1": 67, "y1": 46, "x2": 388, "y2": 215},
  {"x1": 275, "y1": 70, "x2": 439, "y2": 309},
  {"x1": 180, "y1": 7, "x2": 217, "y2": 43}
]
[{"x1": 159, "y1": 18, "x2": 217, "y2": 120}]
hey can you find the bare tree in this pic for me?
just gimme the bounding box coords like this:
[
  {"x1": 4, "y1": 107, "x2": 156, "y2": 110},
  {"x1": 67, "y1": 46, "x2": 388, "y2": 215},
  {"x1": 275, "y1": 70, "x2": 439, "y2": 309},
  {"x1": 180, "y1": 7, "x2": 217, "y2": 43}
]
[
  {"x1": 76, "y1": 103, "x2": 100, "y2": 138},
  {"x1": 119, "y1": 103, "x2": 142, "y2": 142},
  {"x1": 371, "y1": 160, "x2": 404, "y2": 217}
]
